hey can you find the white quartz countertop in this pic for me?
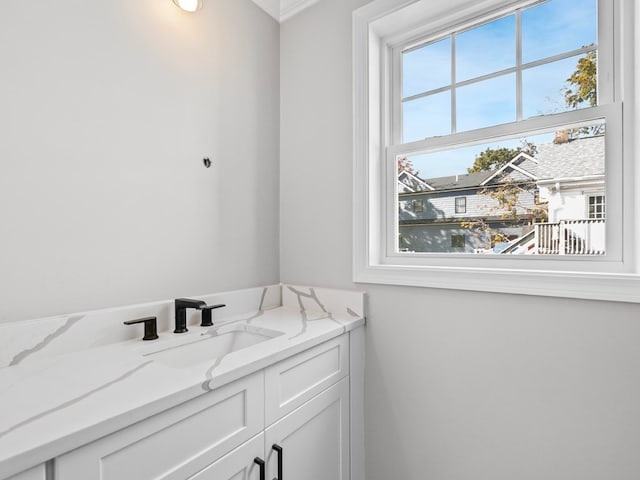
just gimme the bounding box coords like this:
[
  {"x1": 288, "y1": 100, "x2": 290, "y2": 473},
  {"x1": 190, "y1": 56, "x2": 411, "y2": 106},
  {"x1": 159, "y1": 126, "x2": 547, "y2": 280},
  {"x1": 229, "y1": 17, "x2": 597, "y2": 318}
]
[{"x1": 0, "y1": 285, "x2": 365, "y2": 479}]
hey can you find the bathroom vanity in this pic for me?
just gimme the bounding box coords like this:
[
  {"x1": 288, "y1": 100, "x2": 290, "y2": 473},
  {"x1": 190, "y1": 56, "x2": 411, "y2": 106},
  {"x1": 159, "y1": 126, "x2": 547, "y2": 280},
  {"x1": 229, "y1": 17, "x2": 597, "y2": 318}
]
[{"x1": 0, "y1": 285, "x2": 365, "y2": 480}]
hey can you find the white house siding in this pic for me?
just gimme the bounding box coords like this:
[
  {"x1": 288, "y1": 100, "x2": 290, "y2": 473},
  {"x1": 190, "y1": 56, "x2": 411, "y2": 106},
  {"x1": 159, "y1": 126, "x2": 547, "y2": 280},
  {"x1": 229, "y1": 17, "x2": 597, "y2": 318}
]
[{"x1": 539, "y1": 186, "x2": 605, "y2": 222}]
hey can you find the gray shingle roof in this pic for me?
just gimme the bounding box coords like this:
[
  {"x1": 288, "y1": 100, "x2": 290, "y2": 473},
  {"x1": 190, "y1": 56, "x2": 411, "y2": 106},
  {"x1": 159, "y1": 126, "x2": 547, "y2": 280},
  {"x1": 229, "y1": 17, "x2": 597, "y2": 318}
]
[
  {"x1": 399, "y1": 136, "x2": 604, "y2": 193},
  {"x1": 417, "y1": 153, "x2": 538, "y2": 192},
  {"x1": 422, "y1": 170, "x2": 494, "y2": 190},
  {"x1": 536, "y1": 135, "x2": 604, "y2": 180}
]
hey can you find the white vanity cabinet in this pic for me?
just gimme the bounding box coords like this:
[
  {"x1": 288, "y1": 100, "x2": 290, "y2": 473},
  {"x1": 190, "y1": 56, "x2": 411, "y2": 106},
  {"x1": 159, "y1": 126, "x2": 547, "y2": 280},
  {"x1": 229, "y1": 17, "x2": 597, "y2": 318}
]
[
  {"x1": 6, "y1": 466, "x2": 46, "y2": 480},
  {"x1": 54, "y1": 372, "x2": 265, "y2": 480},
  {"x1": 53, "y1": 332, "x2": 358, "y2": 480}
]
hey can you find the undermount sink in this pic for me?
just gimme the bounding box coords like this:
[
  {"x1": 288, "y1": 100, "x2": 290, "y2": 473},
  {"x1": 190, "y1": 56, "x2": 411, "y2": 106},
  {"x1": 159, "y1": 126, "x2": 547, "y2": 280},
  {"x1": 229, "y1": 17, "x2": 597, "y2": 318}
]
[{"x1": 138, "y1": 323, "x2": 284, "y2": 368}]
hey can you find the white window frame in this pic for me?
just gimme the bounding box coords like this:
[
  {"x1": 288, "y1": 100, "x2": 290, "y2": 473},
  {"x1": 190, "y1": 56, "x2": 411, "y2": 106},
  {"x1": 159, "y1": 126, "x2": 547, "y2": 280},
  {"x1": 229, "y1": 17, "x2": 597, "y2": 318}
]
[
  {"x1": 353, "y1": 0, "x2": 640, "y2": 302},
  {"x1": 588, "y1": 194, "x2": 606, "y2": 219}
]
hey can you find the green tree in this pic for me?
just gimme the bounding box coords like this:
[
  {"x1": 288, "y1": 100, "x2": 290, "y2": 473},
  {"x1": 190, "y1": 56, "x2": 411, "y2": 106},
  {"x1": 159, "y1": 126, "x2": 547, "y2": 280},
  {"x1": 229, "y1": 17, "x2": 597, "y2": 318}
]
[
  {"x1": 563, "y1": 47, "x2": 603, "y2": 137},
  {"x1": 461, "y1": 177, "x2": 548, "y2": 245},
  {"x1": 463, "y1": 141, "x2": 544, "y2": 248},
  {"x1": 564, "y1": 50, "x2": 597, "y2": 108},
  {"x1": 467, "y1": 140, "x2": 537, "y2": 173}
]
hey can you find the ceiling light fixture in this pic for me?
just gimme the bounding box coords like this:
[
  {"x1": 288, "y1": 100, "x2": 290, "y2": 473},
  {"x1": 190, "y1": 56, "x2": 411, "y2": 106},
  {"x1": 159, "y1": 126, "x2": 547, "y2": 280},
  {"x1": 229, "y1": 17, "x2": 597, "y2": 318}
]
[{"x1": 172, "y1": 0, "x2": 202, "y2": 12}]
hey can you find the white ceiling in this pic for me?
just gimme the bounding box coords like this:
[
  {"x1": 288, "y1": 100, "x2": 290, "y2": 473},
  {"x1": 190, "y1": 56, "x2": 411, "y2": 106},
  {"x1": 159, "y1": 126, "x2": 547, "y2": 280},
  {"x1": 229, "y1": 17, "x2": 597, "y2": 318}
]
[{"x1": 251, "y1": 0, "x2": 321, "y2": 23}]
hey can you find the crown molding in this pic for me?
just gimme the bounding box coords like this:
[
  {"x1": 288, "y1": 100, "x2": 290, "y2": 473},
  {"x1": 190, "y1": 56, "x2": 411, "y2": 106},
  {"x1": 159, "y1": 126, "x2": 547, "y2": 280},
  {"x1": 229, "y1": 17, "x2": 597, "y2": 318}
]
[
  {"x1": 280, "y1": 0, "x2": 321, "y2": 21},
  {"x1": 251, "y1": 0, "x2": 321, "y2": 22}
]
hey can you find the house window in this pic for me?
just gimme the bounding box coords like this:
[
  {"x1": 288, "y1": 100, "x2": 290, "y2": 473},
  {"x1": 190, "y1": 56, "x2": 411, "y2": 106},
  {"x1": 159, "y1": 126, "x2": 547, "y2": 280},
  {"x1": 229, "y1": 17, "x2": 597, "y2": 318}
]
[
  {"x1": 588, "y1": 195, "x2": 605, "y2": 219},
  {"x1": 354, "y1": 0, "x2": 637, "y2": 301},
  {"x1": 451, "y1": 234, "x2": 465, "y2": 248},
  {"x1": 412, "y1": 199, "x2": 424, "y2": 213}
]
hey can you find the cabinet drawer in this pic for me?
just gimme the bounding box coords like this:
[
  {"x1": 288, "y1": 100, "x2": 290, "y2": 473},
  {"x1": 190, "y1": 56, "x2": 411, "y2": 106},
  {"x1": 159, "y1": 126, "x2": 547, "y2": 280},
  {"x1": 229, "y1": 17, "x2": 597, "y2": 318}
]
[
  {"x1": 265, "y1": 335, "x2": 349, "y2": 425},
  {"x1": 55, "y1": 371, "x2": 264, "y2": 480}
]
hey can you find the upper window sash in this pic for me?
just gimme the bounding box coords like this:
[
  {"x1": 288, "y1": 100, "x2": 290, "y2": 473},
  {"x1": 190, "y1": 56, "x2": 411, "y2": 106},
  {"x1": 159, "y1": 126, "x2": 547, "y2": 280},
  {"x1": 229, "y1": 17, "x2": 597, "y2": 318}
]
[{"x1": 388, "y1": 0, "x2": 616, "y2": 147}]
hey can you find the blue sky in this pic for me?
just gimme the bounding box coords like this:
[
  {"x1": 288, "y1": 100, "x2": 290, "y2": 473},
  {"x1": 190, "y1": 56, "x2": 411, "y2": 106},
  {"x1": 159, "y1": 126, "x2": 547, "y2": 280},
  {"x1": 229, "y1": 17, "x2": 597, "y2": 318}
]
[
  {"x1": 404, "y1": 132, "x2": 554, "y2": 181},
  {"x1": 401, "y1": 0, "x2": 597, "y2": 178}
]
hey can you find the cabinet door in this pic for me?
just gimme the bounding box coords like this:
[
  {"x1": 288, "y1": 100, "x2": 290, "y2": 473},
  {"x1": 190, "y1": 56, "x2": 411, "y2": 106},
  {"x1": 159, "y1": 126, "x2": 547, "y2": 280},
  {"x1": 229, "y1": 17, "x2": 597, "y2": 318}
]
[
  {"x1": 265, "y1": 377, "x2": 349, "y2": 480},
  {"x1": 55, "y1": 372, "x2": 263, "y2": 480},
  {"x1": 187, "y1": 434, "x2": 264, "y2": 480}
]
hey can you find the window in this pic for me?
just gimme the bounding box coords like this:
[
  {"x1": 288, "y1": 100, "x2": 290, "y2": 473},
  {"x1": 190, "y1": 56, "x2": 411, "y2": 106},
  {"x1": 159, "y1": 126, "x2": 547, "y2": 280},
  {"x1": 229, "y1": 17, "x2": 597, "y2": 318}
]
[
  {"x1": 451, "y1": 234, "x2": 465, "y2": 248},
  {"x1": 401, "y1": 6, "x2": 598, "y2": 141},
  {"x1": 412, "y1": 199, "x2": 424, "y2": 212},
  {"x1": 454, "y1": 197, "x2": 466, "y2": 214},
  {"x1": 588, "y1": 195, "x2": 606, "y2": 219},
  {"x1": 354, "y1": 0, "x2": 639, "y2": 302},
  {"x1": 394, "y1": 0, "x2": 612, "y2": 256}
]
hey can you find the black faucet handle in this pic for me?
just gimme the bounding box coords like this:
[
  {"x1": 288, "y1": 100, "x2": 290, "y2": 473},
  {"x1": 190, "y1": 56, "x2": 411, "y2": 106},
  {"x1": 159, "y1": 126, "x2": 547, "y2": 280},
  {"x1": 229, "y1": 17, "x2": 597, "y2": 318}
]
[
  {"x1": 124, "y1": 316, "x2": 159, "y2": 341},
  {"x1": 199, "y1": 304, "x2": 226, "y2": 327}
]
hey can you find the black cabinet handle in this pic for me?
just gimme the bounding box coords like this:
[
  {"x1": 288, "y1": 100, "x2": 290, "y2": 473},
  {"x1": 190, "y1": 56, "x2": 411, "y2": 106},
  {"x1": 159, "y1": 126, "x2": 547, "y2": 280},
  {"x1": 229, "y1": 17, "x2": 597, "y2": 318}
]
[
  {"x1": 254, "y1": 457, "x2": 265, "y2": 480},
  {"x1": 272, "y1": 444, "x2": 283, "y2": 480}
]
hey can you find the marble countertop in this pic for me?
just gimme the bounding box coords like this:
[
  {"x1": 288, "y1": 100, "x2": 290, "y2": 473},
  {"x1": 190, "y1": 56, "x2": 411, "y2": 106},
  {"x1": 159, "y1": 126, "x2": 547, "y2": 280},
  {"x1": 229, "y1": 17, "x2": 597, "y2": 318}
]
[{"x1": 0, "y1": 285, "x2": 365, "y2": 479}]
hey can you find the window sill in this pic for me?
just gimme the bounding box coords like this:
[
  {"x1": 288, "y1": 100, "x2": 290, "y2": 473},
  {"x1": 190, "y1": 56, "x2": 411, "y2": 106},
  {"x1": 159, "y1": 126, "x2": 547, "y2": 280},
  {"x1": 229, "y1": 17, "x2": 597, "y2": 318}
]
[{"x1": 354, "y1": 263, "x2": 640, "y2": 303}]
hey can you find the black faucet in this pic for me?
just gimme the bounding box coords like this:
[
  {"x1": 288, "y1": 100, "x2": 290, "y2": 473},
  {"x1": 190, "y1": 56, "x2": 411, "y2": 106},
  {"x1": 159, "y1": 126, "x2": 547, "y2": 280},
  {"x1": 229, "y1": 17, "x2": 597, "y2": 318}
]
[{"x1": 174, "y1": 298, "x2": 226, "y2": 333}]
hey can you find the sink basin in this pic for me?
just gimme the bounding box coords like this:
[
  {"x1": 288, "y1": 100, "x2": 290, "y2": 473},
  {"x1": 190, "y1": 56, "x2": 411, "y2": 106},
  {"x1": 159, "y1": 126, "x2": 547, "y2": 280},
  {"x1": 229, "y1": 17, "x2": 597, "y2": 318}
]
[{"x1": 138, "y1": 323, "x2": 284, "y2": 368}]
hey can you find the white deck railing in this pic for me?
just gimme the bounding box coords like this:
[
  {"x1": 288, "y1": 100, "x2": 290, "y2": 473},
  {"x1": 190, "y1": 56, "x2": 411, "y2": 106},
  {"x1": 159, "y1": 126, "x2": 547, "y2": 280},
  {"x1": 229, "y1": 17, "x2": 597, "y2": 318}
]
[{"x1": 534, "y1": 219, "x2": 605, "y2": 255}]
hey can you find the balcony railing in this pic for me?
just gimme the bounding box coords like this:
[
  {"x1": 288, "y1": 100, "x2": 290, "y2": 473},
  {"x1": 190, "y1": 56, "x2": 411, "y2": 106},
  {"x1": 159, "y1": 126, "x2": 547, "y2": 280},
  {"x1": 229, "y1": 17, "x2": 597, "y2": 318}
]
[{"x1": 534, "y1": 219, "x2": 605, "y2": 255}]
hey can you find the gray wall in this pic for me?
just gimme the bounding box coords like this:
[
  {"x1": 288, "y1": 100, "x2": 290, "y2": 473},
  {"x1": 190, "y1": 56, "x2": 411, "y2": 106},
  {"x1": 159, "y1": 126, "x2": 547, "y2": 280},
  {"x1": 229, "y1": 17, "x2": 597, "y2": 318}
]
[
  {"x1": 0, "y1": 0, "x2": 280, "y2": 322},
  {"x1": 280, "y1": 1, "x2": 640, "y2": 479}
]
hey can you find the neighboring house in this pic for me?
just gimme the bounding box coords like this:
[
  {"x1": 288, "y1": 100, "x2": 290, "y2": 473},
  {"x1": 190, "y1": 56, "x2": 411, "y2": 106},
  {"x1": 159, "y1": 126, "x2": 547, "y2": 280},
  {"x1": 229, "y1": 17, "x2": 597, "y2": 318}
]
[
  {"x1": 532, "y1": 133, "x2": 605, "y2": 255},
  {"x1": 398, "y1": 153, "x2": 540, "y2": 253},
  {"x1": 398, "y1": 134, "x2": 606, "y2": 255},
  {"x1": 537, "y1": 134, "x2": 605, "y2": 222}
]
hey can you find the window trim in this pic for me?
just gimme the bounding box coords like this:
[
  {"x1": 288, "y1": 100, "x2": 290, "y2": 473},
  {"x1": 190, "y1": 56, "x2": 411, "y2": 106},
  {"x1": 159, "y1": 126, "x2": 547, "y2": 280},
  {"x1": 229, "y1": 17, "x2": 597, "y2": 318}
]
[
  {"x1": 352, "y1": 0, "x2": 640, "y2": 303},
  {"x1": 455, "y1": 197, "x2": 466, "y2": 214}
]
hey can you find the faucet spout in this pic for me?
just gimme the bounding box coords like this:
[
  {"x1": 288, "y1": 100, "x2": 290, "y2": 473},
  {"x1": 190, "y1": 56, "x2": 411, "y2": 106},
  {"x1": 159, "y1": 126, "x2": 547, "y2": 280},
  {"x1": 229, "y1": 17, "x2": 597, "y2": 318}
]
[{"x1": 174, "y1": 298, "x2": 207, "y2": 333}]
